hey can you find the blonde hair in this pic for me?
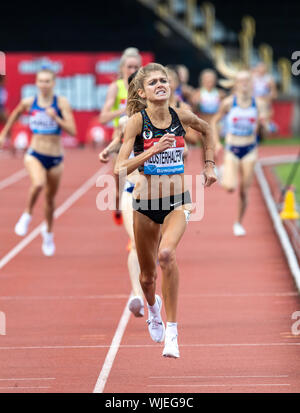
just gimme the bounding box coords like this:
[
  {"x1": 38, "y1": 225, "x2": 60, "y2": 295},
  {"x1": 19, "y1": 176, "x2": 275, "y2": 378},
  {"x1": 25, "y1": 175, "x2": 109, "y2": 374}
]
[
  {"x1": 36, "y1": 68, "x2": 56, "y2": 80},
  {"x1": 119, "y1": 47, "x2": 142, "y2": 73},
  {"x1": 127, "y1": 63, "x2": 168, "y2": 117}
]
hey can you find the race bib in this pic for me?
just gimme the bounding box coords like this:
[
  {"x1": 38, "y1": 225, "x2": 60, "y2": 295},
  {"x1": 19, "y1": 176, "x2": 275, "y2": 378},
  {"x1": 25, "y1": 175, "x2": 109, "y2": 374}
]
[
  {"x1": 143, "y1": 136, "x2": 185, "y2": 175},
  {"x1": 232, "y1": 117, "x2": 256, "y2": 136},
  {"x1": 29, "y1": 110, "x2": 59, "y2": 134}
]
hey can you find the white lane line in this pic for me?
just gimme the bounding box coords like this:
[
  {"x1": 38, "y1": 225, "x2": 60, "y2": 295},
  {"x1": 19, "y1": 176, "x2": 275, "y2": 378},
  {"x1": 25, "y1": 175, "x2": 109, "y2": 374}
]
[
  {"x1": 0, "y1": 169, "x2": 27, "y2": 191},
  {"x1": 0, "y1": 342, "x2": 300, "y2": 351},
  {"x1": 259, "y1": 154, "x2": 299, "y2": 166},
  {"x1": 93, "y1": 296, "x2": 132, "y2": 393},
  {"x1": 148, "y1": 384, "x2": 291, "y2": 388},
  {"x1": 0, "y1": 294, "x2": 128, "y2": 301},
  {"x1": 0, "y1": 386, "x2": 51, "y2": 390},
  {"x1": 255, "y1": 161, "x2": 300, "y2": 291},
  {"x1": 149, "y1": 375, "x2": 289, "y2": 379},
  {"x1": 0, "y1": 164, "x2": 110, "y2": 270},
  {"x1": 180, "y1": 292, "x2": 298, "y2": 297},
  {"x1": 0, "y1": 292, "x2": 297, "y2": 301},
  {"x1": 0, "y1": 378, "x2": 55, "y2": 381}
]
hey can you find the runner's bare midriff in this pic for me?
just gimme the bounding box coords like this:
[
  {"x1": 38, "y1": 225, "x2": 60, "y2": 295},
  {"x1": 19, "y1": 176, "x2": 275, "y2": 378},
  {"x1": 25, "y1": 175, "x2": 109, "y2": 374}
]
[
  {"x1": 226, "y1": 132, "x2": 257, "y2": 147},
  {"x1": 30, "y1": 134, "x2": 63, "y2": 157},
  {"x1": 133, "y1": 172, "x2": 188, "y2": 200}
]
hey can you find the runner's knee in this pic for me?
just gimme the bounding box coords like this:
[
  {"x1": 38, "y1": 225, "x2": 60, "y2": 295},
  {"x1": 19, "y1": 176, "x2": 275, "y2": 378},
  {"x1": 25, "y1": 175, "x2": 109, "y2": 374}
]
[
  {"x1": 158, "y1": 247, "x2": 176, "y2": 269},
  {"x1": 32, "y1": 183, "x2": 44, "y2": 194},
  {"x1": 222, "y1": 183, "x2": 235, "y2": 193}
]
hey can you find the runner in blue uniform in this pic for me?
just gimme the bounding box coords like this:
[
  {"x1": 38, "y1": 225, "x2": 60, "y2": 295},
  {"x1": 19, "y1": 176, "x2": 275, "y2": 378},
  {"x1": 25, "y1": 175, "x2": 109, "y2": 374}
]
[{"x1": 0, "y1": 68, "x2": 76, "y2": 256}]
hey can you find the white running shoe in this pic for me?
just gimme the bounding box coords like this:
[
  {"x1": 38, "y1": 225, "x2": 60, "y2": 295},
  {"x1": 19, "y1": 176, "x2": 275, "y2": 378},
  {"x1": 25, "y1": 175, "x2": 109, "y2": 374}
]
[
  {"x1": 163, "y1": 334, "x2": 180, "y2": 359},
  {"x1": 147, "y1": 295, "x2": 165, "y2": 343},
  {"x1": 41, "y1": 227, "x2": 56, "y2": 256},
  {"x1": 233, "y1": 222, "x2": 246, "y2": 237},
  {"x1": 128, "y1": 296, "x2": 144, "y2": 317},
  {"x1": 14, "y1": 212, "x2": 32, "y2": 236}
]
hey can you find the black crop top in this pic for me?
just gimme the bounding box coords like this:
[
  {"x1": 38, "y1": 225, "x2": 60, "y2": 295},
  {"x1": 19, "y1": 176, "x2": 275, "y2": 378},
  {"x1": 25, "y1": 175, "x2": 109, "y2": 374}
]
[{"x1": 134, "y1": 107, "x2": 186, "y2": 175}]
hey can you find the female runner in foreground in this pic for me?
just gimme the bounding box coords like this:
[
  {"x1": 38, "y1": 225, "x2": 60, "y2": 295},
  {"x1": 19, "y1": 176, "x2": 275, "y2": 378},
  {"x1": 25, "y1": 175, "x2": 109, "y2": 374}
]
[
  {"x1": 114, "y1": 63, "x2": 216, "y2": 358},
  {"x1": 0, "y1": 68, "x2": 76, "y2": 255},
  {"x1": 211, "y1": 71, "x2": 263, "y2": 236},
  {"x1": 99, "y1": 47, "x2": 141, "y2": 226},
  {"x1": 98, "y1": 69, "x2": 190, "y2": 318}
]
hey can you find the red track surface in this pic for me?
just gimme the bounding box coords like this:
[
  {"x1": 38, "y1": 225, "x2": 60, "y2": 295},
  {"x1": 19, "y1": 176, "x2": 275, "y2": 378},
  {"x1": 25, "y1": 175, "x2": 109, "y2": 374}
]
[{"x1": 0, "y1": 145, "x2": 299, "y2": 393}]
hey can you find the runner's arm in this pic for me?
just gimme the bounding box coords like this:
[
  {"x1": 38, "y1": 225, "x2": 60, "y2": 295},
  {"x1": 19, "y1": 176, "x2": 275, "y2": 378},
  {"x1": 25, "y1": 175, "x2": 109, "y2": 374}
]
[
  {"x1": 99, "y1": 82, "x2": 126, "y2": 124},
  {"x1": 178, "y1": 108, "x2": 215, "y2": 163},
  {"x1": 50, "y1": 97, "x2": 76, "y2": 136},
  {"x1": 210, "y1": 97, "x2": 231, "y2": 151},
  {"x1": 0, "y1": 97, "x2": 33, "y2": 146}
]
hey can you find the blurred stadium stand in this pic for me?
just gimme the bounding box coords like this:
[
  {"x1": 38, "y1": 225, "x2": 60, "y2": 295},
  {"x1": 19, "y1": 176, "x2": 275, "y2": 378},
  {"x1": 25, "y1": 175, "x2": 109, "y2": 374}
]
[
  {"x1": 1, "y1": 0, "x2": 298, "y2": 91},
  {"x1": 1, "y1": 0, "x2": 300, "y2": 136}
]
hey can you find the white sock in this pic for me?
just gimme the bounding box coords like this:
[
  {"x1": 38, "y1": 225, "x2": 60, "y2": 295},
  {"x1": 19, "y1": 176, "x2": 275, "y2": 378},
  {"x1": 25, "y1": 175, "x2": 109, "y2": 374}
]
[
  {"x1": 43, "y1": 231, "x2": 53, "y2": 241},
  {"x1": 22, "y1": 212, "x2": 31, "y2": 220},
  {"x1": 166, "y1": 322, "x2": 178, "y2": 337},
  {"x1": 147, "y1": 298, "x2": 159, "y2": 317}
]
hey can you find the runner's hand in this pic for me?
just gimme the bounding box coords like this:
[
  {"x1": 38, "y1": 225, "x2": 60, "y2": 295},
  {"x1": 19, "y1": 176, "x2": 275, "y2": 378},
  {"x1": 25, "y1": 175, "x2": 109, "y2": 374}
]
[
  {"x1": 152, "y1": 134, "x2": 175, "y2": 154},
  {"x1": 203, "y1": 163, "x2": 217, "y2": 187},
  {"x1": 46, "y1": 107, "x2": 57, "y2": 119},
  {"x1": 99, "y1": 148, "x2": 109, "y2": 163}
]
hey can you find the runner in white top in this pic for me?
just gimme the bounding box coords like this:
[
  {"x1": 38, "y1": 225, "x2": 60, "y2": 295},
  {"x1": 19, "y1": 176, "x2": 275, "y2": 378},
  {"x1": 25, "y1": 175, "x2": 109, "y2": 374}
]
[
  {"x1": 252, "y1": 62, "x2": 278, "y2": 137},
  {"x1": 211, "y1": 71, "x2": 264, "y2": 237}
]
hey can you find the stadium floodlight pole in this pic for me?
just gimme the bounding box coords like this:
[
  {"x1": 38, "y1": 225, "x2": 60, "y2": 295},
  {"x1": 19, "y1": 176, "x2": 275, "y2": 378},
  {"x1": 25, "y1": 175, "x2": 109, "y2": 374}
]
[{"x1": 280, "y1": 148, "x2": 300, "y2": 203}]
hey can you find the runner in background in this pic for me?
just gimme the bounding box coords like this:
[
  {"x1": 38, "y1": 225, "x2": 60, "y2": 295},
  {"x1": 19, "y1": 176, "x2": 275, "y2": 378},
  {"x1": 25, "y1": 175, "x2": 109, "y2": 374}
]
[
  {"x1": 99, "y1": 113, "x2": 144, "y2": 317},
  {"x1": 252, "y1": 62, "x2": 278, "y2": 139},
  {"x1": 175, "y1": 64, "x2": 194, "y2": 104},
  {"x1": 189, "y1": 69, "x2": 225, "y2": 160},
  {"x1": 0, "y1": 68, "x2": 76, "y2": 256},
  {"x1": 166, "y1": 66, "x2": 198, "y2": 148},
  {"x1": 99, "y1": 47, "x2": 142, "y2": 226},
  {"x1": 99, "y1": 71, "x2": 144, "y2": 317},
  {"x1": 211, "y1": 71, "x2": 264, "y2": 237},
  {"x1": 192, "y1": 69, "x2": 225, "y2": 123}
]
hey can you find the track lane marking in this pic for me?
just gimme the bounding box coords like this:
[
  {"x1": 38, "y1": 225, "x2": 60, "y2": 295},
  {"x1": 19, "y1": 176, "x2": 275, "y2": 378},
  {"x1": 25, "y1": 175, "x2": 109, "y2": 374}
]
[
  {"x1": 0, "y1": 169, "x2": 27, "y2": 191},
  {"x1": 0, "y1": 342, "x2": 300, "y2": 351},
  {"x1": 0, "y1": 378, "x2": 55, "y2": 381},
  {"x1": 148, "y1": 384, "x2": 290, "y2": 387},
  {"x1": 93, "y1": 296, "x2": 132, "y2": 393},
  {"x1": 0, "y1": 164, "x2": 110, "y2": 270},
  {"x1": 149, "y1": 375, "x2": 289, "y2": 379}
]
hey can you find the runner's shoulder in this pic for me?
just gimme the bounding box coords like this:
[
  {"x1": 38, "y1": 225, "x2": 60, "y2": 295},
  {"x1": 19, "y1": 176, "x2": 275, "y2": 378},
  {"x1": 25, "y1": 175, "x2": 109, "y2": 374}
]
[
  {"x1": 21, "y1": 96, "x2": 35, "y2": 111},
  {"x1": 126, "y1": 112, "x2": 143, "y2": 134},
  {"x1": 219, "y1": 95, "x2": 233, "y2": 112}
]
